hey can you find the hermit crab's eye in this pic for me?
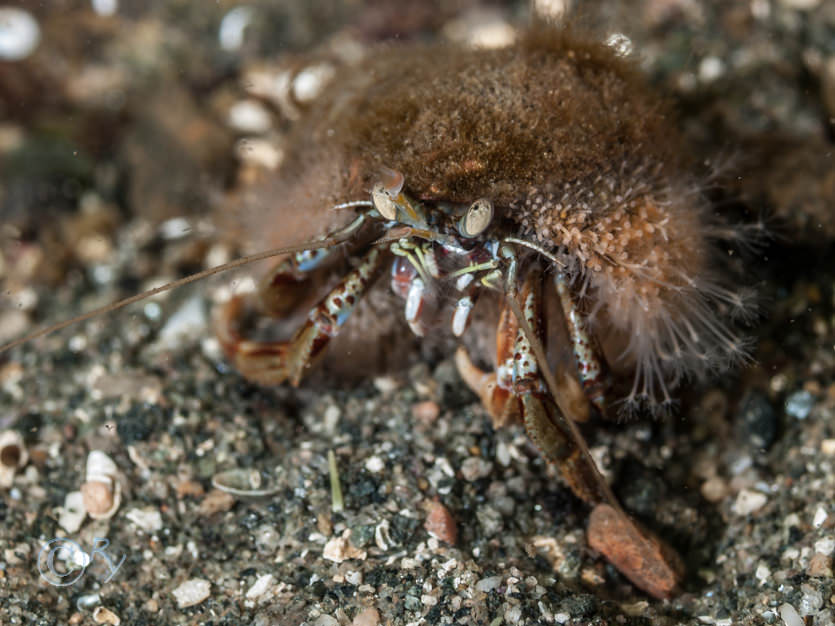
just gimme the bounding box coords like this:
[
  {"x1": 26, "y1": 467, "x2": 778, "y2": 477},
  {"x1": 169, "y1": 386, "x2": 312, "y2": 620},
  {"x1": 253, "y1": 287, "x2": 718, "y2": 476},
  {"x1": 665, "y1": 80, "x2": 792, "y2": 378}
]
[
  {"x1": 459, "y1": 198, "x2": 493, "y2": 238},
  {"x1": 371, "y1": 182, "x2": 398, "y2": 221}
]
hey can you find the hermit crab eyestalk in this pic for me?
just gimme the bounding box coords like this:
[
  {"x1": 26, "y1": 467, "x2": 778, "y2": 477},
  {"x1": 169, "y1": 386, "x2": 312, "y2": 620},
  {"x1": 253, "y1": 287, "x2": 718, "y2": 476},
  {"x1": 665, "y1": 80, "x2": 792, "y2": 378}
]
[
  {"x1": 371, "y1": 167, "x2": 406, "y2": 221},
  {"x1": 371, "y1": 182, "x2": 398, "y2": 221},
  {"x1": 458, "y1": 198, "x2": 493, "y2": 238}
]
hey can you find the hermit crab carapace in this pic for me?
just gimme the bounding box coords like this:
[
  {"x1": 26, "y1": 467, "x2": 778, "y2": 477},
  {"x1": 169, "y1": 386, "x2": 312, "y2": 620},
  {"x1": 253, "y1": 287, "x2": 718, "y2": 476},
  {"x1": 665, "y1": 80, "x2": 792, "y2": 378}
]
[{"x1": 210, "y1": 26, "x2": 755, "y2": 598}]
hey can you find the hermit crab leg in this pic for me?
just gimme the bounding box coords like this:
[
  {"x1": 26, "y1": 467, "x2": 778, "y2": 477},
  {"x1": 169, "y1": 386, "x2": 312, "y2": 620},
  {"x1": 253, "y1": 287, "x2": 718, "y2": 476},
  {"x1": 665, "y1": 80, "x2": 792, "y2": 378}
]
[
  {"x1": 215, "y1": 245, "x2": 388, "y2": 386},
  {"x1": 504, "y1": 272, "x2": 606, "y2": 503},
  {"x1": 448, "y1": 249, "x2": 499, "y2": 338},
  {"x1": 505, "y1": 282, "x2": 684, "y2": 599},
  {"x1": 553, "y1": 273, "x2": 609, "y2": 413},
  {"x1": 257, "y1": 247, "x2": 335, "y2": 318},
  {"x1": 456, "y1": 299, "x2": 517, "y2": 429}
]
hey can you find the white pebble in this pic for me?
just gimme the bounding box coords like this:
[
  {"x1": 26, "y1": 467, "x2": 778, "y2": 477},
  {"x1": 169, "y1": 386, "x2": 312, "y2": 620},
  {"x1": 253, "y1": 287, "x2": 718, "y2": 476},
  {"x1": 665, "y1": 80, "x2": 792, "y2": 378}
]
[
  {"x1": 245, "y1": 574, "x2": 274, "y2": 600},
  {"x1": 91, "y1": 0, "x2": 118, "y2": 17},
  {"x1": 0, "y1": 8, "x2": 40, "y2": 61},
  {"x1": 312, "y1": 616, "x2": 338, "y2": 626},
  {"x1": 373, "y1": 376, "x2": 399, "y2": 393},
  {"x1": 322, "y1": 530, "x2": 366, "y2": 563},
  {"x1": 755, "y1": 563, "x2": 771, "y2": 585},
  {"x1": 605, "y1": 32, "x2": 633, "y2": 57},
  {"x1": 496, "y1": 441, "x2": 511, "y2": 467},
  {"x1": 126, "y1": 507, "x2": 163, "y2": 533},
  {"x1": 533, "y1": 0, "x2": 568, "y2": 19},
  {"x1": 778, "y1": 0, "x2": 820, "y2": 9},
  {"x1": 799, "y1": 585, "x2": 823, "y2": 615},
  {"x1": 235, "y1": 137, "x2": 283, "y2": 170},
  {"x1": 0, "y1": 310, "x2": 28, "y2": 346},
  {"x1": 443, "y1": 10, "x2": 516, "y2": 50},
  {"x1": 699, "y1": 56, "x2": 725, "y2": 83},
  {"x1": 323, "y1": 405, "x2": 341, "y2": 431},
  {"x1": 292, "y1": 63, "x2": 335, "y2": 103},
  {"x1": 156, "y1": 298, "x2": 207, "y2": 349},
  {"x1": 351, "y1": 607, "x2": 380, "y2": 626},
  {"x1": 159, "y1": 217, "x2": 192, "y2": 240},
  {"x1": 227, "y1": 100, "x2": 272, "y2": 134},
  {"x1": 475, "y1": 575, "x2": 502, "y2": 592},
  {"x1": 732, "y1": 489, "x2": 767, "y2": 516},
  {"x1": 814, "y1": 506, "x2": 829, "y2": 528},
  {"x1": 172, "y1": 578, "x2": 211, "y2": 609},
  {"x1": 218, "y1": 6, "x2": 253, "y2": 51},
  {"x1": 460, "y1": 457, "x2": 492, "y2": 481},
  {"x1": 815, "y1": 537, "x2": 835, "y2": 555},
  {"x1": 504, "y1": 603, "x2": 522, "y2": 624},
  {"x1": 364, "y1": 456, "x2": 385, "y2": 473},
  {"x1": 779, "y1": 603, "x2": 803, "y2": 626}
]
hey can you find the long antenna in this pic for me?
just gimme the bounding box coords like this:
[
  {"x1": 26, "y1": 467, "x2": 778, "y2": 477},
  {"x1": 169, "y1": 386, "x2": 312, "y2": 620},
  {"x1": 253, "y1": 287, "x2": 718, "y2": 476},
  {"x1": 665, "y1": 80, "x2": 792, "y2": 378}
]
[{"x1": 0, "y1": 234, "x2": 356, "y2": 356}]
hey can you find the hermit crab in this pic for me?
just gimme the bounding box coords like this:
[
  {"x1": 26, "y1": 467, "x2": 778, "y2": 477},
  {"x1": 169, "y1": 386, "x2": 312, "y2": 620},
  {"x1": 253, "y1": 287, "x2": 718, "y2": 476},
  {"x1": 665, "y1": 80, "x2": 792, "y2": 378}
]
[
  {"x1": 208, "y1": 25, "x2": 754, "y2": 597},
  {"x1": 3, "y1": 25, "x2": 755, "y2": 599}
]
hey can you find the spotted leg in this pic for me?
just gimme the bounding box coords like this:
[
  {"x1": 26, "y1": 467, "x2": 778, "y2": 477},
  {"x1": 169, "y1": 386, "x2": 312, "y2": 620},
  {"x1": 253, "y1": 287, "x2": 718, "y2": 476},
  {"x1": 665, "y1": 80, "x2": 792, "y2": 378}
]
[
  {"x1": 457, "y1": 271, "x2": 606, "y2": 502},
  {"x1": 214, "y1": 246, "x2": 388, "y2": 386},
  {"x1": 458, "y1": 270, "x2": 683, "y2": 597},
  {"x1": 553, "y1": 273, "x2": 609, "y2": 414}
]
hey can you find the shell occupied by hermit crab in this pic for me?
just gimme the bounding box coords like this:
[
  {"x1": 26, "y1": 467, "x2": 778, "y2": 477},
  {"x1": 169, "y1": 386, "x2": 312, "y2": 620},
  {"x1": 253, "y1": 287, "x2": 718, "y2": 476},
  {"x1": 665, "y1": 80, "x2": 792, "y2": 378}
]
[{"x1": 227, "y1": 23, "x2": 756, "y2": 417}]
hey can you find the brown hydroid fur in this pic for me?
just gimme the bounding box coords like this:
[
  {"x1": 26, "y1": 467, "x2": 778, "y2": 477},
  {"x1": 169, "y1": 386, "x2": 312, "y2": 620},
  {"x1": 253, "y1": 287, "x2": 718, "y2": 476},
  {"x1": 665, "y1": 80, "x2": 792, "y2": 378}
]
[{"x1": 236, "y1": 24, "x2": 753, "y2": 414}]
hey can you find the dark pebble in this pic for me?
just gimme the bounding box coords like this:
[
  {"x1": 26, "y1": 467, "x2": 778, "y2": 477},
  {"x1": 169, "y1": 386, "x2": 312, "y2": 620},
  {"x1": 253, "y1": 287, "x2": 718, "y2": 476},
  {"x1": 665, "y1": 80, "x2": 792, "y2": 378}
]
[{"x1": 736, "y1": 391, "x2": 778, "y2": 451}]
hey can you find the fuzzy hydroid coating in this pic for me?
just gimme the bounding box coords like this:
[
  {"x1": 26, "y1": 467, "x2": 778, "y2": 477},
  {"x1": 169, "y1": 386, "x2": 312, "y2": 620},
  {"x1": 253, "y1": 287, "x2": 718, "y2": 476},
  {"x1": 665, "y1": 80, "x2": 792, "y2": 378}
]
[{"x1": 239, "y1": 26, "x2": 752, "y2": 414}]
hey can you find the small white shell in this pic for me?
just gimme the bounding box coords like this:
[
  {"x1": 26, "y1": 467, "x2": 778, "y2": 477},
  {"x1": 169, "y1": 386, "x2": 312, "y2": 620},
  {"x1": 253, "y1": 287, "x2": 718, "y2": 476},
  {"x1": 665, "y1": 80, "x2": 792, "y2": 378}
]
[
  {"x1": 0, "y1": 429, "x2": 27, "y2": 489},
  {"x1": 86, "y1": 449, "x2": 118, "y2": 482},
  {"x1": 211, "y1": 468, "x2": 280, "y2": 498},
  {"x1": 82, "y1": 450, "x2": 121, "y2": 519}
]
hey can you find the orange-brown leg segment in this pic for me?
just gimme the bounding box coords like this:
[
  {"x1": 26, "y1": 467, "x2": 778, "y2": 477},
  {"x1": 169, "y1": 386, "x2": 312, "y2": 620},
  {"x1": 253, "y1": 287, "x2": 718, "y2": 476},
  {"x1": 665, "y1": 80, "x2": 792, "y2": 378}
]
[
  {"x1": 455, "y1": 294, "x2": 519, "y2": 428},
  {"x1": 456, "y1": 273, "x2": 598, "y2": 502},
  {"x1": 457, "y1": 272, "x2": 684, "y2": 597},
  {"x1": 214, "y1": 246, "x2": 388, "y2": 386}
]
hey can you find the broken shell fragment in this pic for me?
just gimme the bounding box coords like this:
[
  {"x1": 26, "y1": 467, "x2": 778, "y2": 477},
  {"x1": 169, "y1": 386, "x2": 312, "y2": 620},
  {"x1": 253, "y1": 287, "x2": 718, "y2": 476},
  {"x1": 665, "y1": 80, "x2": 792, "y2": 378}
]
[
  {"x1": 0, "y1": 430, "x2": 28, "y2": 489},
  {"x1": 211, "y1": 468, "x2": 280, "y2": 498},
  {"x1": 58, "y1": 491, "x2": 87, "y2": 533},
  {"x1": 81, "y1": 450, "x2": 121, "y2": 519}
]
